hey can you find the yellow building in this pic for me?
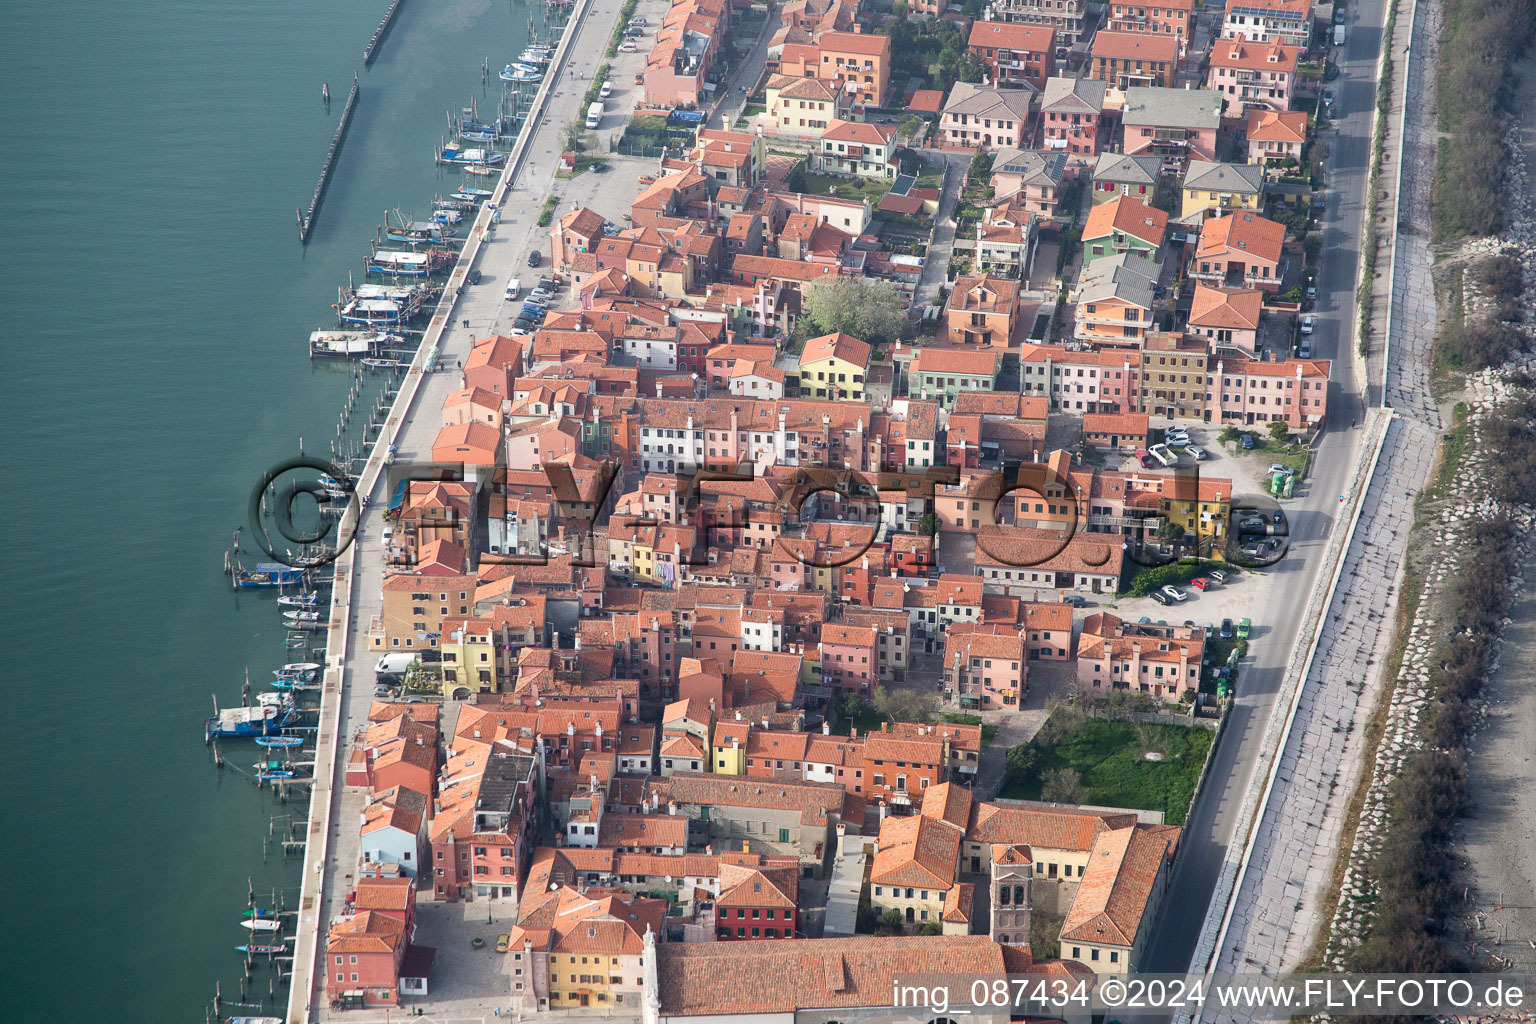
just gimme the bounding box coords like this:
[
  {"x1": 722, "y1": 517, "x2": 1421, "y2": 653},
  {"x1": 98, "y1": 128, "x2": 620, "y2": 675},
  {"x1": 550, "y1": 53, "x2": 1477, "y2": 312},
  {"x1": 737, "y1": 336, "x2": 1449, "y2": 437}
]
[
  {"x1": 1179, "y1": 160, "x2": 1263, "y2": 220},
  {"x1": 869, "y1": 813, "x2": 964, "y2": 929},
  {"x1": 1158, "y1": 476, "x2": 1232, "y2": 543},
  {"x1": 508, "y1": 887, "x2": 666, "y2": 1012},
  {"x1": 711, "y1": 720, "x2": 748, "y2": 775},
  {"x1": 797, "y1": 332, "x2": 872, "y2": 402},
  {"x1": 439, "y1": 617, "x2": 498, "y2": 698}
]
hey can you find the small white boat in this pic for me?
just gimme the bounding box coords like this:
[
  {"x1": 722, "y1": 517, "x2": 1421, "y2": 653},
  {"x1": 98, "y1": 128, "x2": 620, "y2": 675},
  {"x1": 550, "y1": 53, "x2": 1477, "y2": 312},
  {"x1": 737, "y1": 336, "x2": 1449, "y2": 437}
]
[
  {"x1": 257, "y1": 692, "x2": 291, "y2": 709},
  {"x1": 308, "y1": 330, "x2": 399, "y2": 358},
  {"x1": 240, "y1": 918, "x2": 282, "y2": 932}
]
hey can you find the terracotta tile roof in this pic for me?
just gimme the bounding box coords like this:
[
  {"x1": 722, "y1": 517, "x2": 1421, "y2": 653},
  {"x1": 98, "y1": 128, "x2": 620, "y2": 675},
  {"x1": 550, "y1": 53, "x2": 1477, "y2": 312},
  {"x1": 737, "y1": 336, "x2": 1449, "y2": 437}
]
[
  {"x1": 935, "y1": 572, "x2": 985, "y2": 606},
  {"x1": 1196, "y1": 211, "x2": 1285, "y2": 264},
  {"x1": 717, "y1": 861, "x2": 799, "y2": 909},
  {"x1": 967, "y1": 799, "x2": 1139, "y2": 852},
  {"x1": 920, "y1": 781, "x2": 975, "y2": 830},
  {"x1": 510, "y1": 886, "x2": 666, "y2": 956},
  {"x1": 598, "y1": 812, "x2": 690, "y2": 849},
  {"x1": 942, "y1": 881, "x2": 974, "y2": 923},
  {"x1": 1081, "y1": 411, "x2": 1151, "y2": 439},
  {"x1": 643, "y1": 772, "x2": 850, "y2": 826},
  {"x1": 658, "y1": 935, "x2": 1008, "y2": 1015},
  {"x1": 1189, "y1": 285, "x2": 1263, "y2": 330},
  {"x1": 1217, "y1": 354, "x2": 1330, "y2": 378},
  {"x1": 745, "y1": 729, "x2": 812, "y2": 761},
  {"x1": 1246, "y1": 108, "x2": 1308, "y2": 144},
  {"x1": 973, "y1": 525, "x2": 1125, "y2": 577},
  {"x1": 1082, "y1": 195, "x2": 1168, "y2": 247},
  {"x1": 820, "y1": 623, "x2": 876, "y2": 647},
  {"x1": 817, "y1": 29, "x2": 891, "y2": 56},
  {"x1": 968, "y1": 20, "x2": 1056, "y2": 52},
  {"x1": 1091, "y1": 29, "x2": 1179, "y2": 62},
  {"x1": 864, "y1": 731, "x2": 944, "y2": 767},
  {"x1": 353, "y1": 876, "x2": 414, "y2": 913},
  {"x1": 1059, "y1": 825, "x2": 1177, "y2": 946},
  {"x1": 872, "y1": 813, "x2": 961, "y2": 887},
  {"x1": 947, "y1": 628, "x2": 1025, "y2": 663},
  {"x1": 326, "y1": 910, "x2": 407, "y2": 955},
  {"x1": 821, "y1": 119, "x2": 896, "y2": 146},
  {"x1": 909, "y1": 346, "x2": 1001, "y2": 377},
  {"x1": 799, "y1": 331, "x2": 872, "y2": 368},
  {"x1": 1209, "y1": 34, "x2": 1299, "y2": 72}
]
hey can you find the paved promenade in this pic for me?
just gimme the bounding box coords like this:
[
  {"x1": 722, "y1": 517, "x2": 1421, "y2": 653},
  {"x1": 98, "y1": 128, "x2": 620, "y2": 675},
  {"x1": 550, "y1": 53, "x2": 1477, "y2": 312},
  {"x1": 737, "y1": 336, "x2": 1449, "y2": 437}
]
[
  {"x1": 1197, "y1": 0, "x2": 1444, "y2": 1009},
  {"x1": 282, "y1": 0, "x2": 631, "y2": 1019}
]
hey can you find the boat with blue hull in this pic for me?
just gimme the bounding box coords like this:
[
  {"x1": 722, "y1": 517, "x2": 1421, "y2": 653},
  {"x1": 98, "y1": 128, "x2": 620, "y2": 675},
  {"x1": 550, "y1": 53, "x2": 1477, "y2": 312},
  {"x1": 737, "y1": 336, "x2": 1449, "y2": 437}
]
[
  {"x1": 233, "y1": 563, "x2": 309, "y2": 589},
  {"x1": 254, "y1": 735, "x2": 305, "y2": 748},
  {"x1": 205, "y1": 704, "x2": 296, "y2": 740},
  {"x1": 366, "y1": 247, "x2": 455, "y2": 277},
  {"x1": 438, "y1": 142, "x2": 506, "y2": 166},
  {"x1": 499, "y1": 63, "x2": 544, "y2": 83},
  {"x1": 334, "y1": 282, "x2": 430, "y2": 327}
]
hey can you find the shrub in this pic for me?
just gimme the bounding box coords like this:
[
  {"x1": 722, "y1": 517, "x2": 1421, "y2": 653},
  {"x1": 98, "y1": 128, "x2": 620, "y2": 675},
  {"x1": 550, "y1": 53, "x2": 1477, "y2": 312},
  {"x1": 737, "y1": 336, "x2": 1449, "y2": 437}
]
[{"x1": 1437, "y1": 320, "x2": 1524, "y2": 370}]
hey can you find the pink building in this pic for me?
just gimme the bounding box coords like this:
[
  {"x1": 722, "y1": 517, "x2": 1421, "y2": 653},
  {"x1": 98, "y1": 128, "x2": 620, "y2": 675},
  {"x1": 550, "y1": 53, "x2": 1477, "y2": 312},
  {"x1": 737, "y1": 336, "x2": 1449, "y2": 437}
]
[
  {"x1": 1039, "y1": 76, "x2": 1107, "y2": 158},
  {"x1": 1017, "y1": 344, "x2": 1140, "y2": 414},
  {"x1": 1121, "y1": 87, "x2": 1223, "y2": 164},
  {"x1": 1205, "y1": 355, "x2": 1330, "y2": 428},
  {"x1": 642, "y1": 0, "x2": 730, "y2": 109},
  {"x1": 818, "y1": 622, "x2": 878, "y2": 692},
  {"x1": 1204, "y1": 35, "x2": 1299, "y2": 115},
  {"x1": 944, "y1": 625, "x2": 1027, "y2": 708},
  {"x1": 326, "y1": 910, "x2": 409, "y2": 1007}
]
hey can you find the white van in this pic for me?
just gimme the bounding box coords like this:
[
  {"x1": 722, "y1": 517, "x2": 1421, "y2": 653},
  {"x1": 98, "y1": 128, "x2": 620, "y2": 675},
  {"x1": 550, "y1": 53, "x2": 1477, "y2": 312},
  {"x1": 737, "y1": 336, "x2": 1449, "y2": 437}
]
[
  {"x1": 504, "y1": 277, "x2": 521, "y2": 301},
  {"x1": 600, "y1": 80, "x2": 614, "y2": 99},
  {"x1": 375, "y1": 652, "x2": 417, "y2": 682}
]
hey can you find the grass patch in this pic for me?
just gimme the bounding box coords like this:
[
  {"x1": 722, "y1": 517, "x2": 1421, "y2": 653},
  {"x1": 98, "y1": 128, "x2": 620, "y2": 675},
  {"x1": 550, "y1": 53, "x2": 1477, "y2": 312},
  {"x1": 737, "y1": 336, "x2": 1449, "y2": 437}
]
[
  {"x1": 1000, "y1": 713, "x2": 1213, "y2": 824},
  {"x1": 1216, "y1": 427, "x2": 1310, "y2": 478},
  {"x1": 801, "y1": 171, "x2": 893, "y2": 203},
  {"x1": 940, "y1": 711, "x2": 998, "y2": 746},
  {"x1": 1418, "y1": 403, "x2": 1471, "y2": 506},
  {"x1": 535, "y1": 194, "x2": 561, "y2": 227}
]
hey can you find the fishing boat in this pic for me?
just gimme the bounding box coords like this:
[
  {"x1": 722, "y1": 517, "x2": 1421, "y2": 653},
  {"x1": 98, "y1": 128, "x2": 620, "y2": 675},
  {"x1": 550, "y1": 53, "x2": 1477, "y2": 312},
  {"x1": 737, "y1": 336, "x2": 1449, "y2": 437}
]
[
  {"x1": 432, "y1": 208, "x2": 462, "y2": 225},
  {"x1": 255, "y1": 735, "x2": 305, "y2": 748},
  {"x1": 519, "y1": 46, "x2": 554, "y2": 64},
  {"x1": 255, "y1": 764, "x2": 296, "y2": 779},
  {"x1": 335, "y1": 283, "x2": 429, "y2": 327},
  {"x1": 308, "y1": 330, "x2": 399, "y2": 358},
  {"x1": 458, "y1": 128, "x2": 500, "y2": 144},
  {"x1": 438, "y1": 141, "x2": 506, "y2": 166},
  {"x1": 206, "y1": 704, "x2": 294, "y2": 740},
  {"x1": 233, "y1": 563, "x2": 309, "y2": 589},
  {"x1": 235, "y1": 944, "x2": 287, "y2": 955},
  {"x1": 275, "y1": 662, "x2": 321, "y2": 680},
  {"x1": 499, "y1": 62, "x2": 545, "y2": 82},
  {"x1": 240, "y1": 918, "x2": 282, "y2": 933},
  {"x1": 277, "y1": 592, "x2": 320, "y2": 608},
  {"x1": 383, "y1": 218, "x2": 454, "y2": 244}
]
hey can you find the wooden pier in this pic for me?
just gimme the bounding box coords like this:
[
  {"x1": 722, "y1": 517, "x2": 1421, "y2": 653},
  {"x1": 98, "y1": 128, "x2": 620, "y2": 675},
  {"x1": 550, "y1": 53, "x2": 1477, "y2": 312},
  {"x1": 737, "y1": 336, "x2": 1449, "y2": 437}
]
[
  {"x1": 363, "y1": 0, "x2": 407, "y2": 65},
  {"x1": 297, "y1": 73, "x2": 360, "y2": 244}
]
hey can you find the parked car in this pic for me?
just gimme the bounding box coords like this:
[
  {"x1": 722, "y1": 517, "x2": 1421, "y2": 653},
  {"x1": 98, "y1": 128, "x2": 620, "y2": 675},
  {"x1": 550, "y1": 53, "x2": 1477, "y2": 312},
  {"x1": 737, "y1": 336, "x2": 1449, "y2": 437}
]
[
  {"x1": 1220, "y1": 618, "x2": 1235, "y2": 639},
  {"x1": 1239, "y1": 515, "x2": 1268, "y2": 532},
  {"x1": 1322, "y1": 88, "x2": 1335, "y2": 105},
  {"x1": 1299, "y1": 340, "x2": 1313, "y2": 358},
  {"x1": 1209, "y1": 569, "x2": 1229, "y2": 583},
  {"x1": 1135, "y1": 448, "x2": 1155, "y2": 468},
  {"x1": 1160, "y1": 585, "x2": 1187, "y2": 602},
  {"x1": 467, "y1": 268, "x2": 481, "y2": 285},
  {"x1": 1184, "y1": 444, "x2": 1207, "y2": 461},
  {"x1": 527, "y1": 250, "x2": 541, "y2": 267},
  {"x1": 1306, "y1": 284, "x2": 1317, "y2": 301},
  {"x1": 591, "y1": 161, "x2": 609, "y2": 173},
  {"x1": 496, "y1": 934, "x2": 512, "y2": 953},
  {"x1": 600, "y1": 80, "x2": 614, "y2": 98},
  {"x1": 1150, "y1": 591, "x2": 1172, "y2": 606},
  {"x1": 619, "y1": 40, "x2": 637, "y2": 51},
  {"x1": 1237, "y1": 617, "x2": 1252, "y2": 639},
  {"x1": 1164, "y1": 430, "x2": 1190, "y2": 445},
  {"x1": 1300, "y1": 316, "x2": 1315, "y2": 335},
  {"x1": 1190, "y1": 576, "x2": 1211, "y2": 590},
  {"x1": 1148, "y1": 443, "x2": 1177, "y2": 466},
  {"x1": 1240, "y1": 433, "x2": 1255, "y2": 449},
  {"x1": 1268, "y1": 464, "x2": 1295, "y2": 477},
  {"x1": 503, "y1": 277, "x2": 521, "y2": 301}
]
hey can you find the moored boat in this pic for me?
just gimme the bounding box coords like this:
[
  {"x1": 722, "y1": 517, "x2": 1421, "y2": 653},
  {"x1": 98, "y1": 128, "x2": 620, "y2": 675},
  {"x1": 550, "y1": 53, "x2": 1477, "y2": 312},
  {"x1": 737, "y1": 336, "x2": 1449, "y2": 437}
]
[
  {"x1": 383, "y1": 219, "x2": 454, "y2": 244},
  {"x1": 206, "y1": 704, "x2": 294, "y2": 740},
  {"x1": 308, "y1": 330, "x2": 399, "y2": 358},
  {"x1": 254, "y1": 735, "x2": 305, "y2": 748},
  {"x1": 239, "y1": 918, "x2": 282, "y2": 932},
  {"x1": 225, "y1": 1017, "x2": 285, "y2": 1024},
  {"x1": 233, "y1": 563, "x2": 308, "y2": 589},
  {"x1": 432, "y1": 208, "x2": 462, "y2": 225},
  {"x1": 274, "y1": 662, "x2": 321, "y2": 680},
  {"x1": 451, "y1": 188, "x2": 494, "y2": 201},
  {"x1": 277, "y1": 592, "x2": 320, "y2": 608},
  {"x1": 256, "y1": 692, "x2": 291, "y2": 709},
  {"x1": 234, "y1": 944, "x2": 287, "y2": 955},
  {"x1": 438, "y1": 142, "x2": 506, "y2": 166},
  {"x1": 499, "y1": 62, "x2": 545, "y2": 82}
]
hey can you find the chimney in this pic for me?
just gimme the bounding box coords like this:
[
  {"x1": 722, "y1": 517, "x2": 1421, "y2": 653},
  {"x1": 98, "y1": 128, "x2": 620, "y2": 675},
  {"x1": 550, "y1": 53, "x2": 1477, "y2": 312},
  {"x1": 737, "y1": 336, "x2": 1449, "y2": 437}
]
[
  {"x1": 668, "y1": 799, "x2": 678, "y2": 815},
  {"x1": 822, "y1": 721, "x2": 831, "y2": 735},
  {"x1": 705, "y1": 844, "x2": 713, "y2": 855}
]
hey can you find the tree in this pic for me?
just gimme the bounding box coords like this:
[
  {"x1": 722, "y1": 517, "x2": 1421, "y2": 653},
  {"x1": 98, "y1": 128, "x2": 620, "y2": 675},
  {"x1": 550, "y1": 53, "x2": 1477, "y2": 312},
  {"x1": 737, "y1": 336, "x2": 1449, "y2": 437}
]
[
  {"x1": 1267, "y1": 420, "x2": 1291, "y2": 443},
  {"x1": 918, "y1": 512, "x2": 941, "y2": 536},
  {"x1": 967, "y1": 151, "x2": 994, "y2": 183},
  {"x1": 856, "y1": 902, "x2": 878, "y2": 933},
  {"x1": 956, "y1": 52, "x2": 985, "y2": 83},
  {"x1": 871, "y1": 684, "x2": 939, "y2": 724},
  {"x1": 1005, "y1": 743, "x2": 1039, "y2": 781},
  {"x1": 784, "y1": 161, "x2": 808, "y2": 193},
  {"x1": 1040, "y1": 766, "x2": 1086, "y2": 804},
  {"x1": 800, "y1": 277, "x2": 907, "y2": 345},
  {"x1": 882, "y1": 908, "x2": 906, "y2": 934},
  {"x1": 1156, "y1": 519, "x2": 1186, "y2": 541},
  {"x1": 919, "y1": 921, "x2": 944, "y2": 936},
  {"x1": 834, "y1": 689, "x2": 868, "y2": 725}
]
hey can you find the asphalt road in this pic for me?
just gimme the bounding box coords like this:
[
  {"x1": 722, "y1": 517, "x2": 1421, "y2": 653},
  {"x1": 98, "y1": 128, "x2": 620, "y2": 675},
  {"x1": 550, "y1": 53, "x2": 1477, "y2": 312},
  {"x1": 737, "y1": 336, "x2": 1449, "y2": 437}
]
[{"x1": 1138, "y1": 1, "x2": 1385, "y2": 973}]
